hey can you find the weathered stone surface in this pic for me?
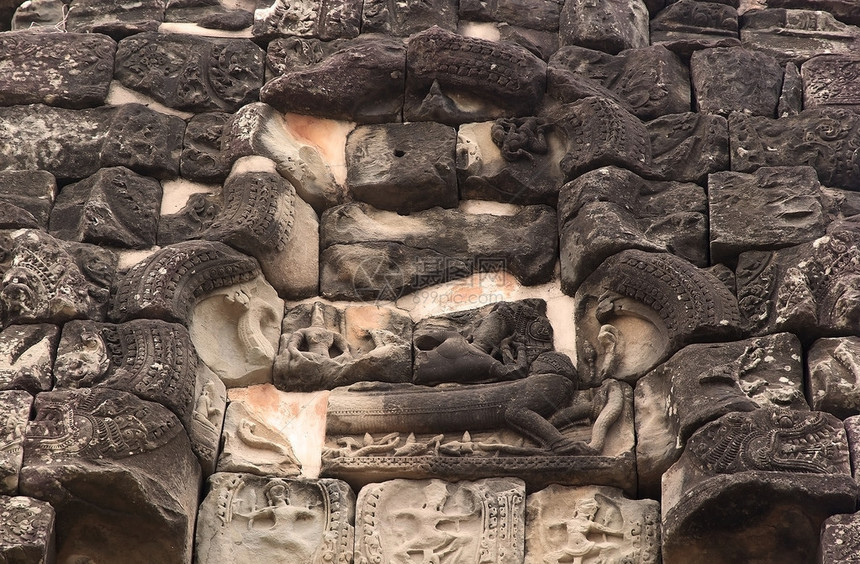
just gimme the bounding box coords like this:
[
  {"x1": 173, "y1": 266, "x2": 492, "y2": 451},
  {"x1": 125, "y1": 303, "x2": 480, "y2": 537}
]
[
  {"x1": 320, "y1": 203, "x2": 558, "y2": 300},
  {"x1": 157, "y1": 180, "x2": 221, "y2": 246},
  {"x1": 802, "y1": 54, "x2": 860, "y2": 111},
  {"x1": 0, "y1": 325, "x2": 59, "y2": 394},
  {"x1": 729, "y1": 108, "x2": 860, "y2": 190},
  {"x1": 264, "y1": 36, "x2": 351, "y2": 77},
  {"x1": 413, "y1": 300, "x2": 554, "y2": 385},
  {"x1": 559, "y1": 0, "x2": 649, "y2": 54},
  {"x1": 808, "y1": 337, "x2": 860, "y2": 419},
  {"x1": 223, "y1": 103, "x2": 348, "y2": 213},
  {"x1": 404, "y1": 27, "x2": 546, "y2": 125},
  {"x1": 115, "y1": 32, "x2": 265, "y2": 113},
  {"x1": 19, "y1": 388, "x2": 200, "y2": 564},
  {"x1": 346, "y1": 122, "x2": 457, "y2": 213},
  {"x1": 164, "y1": 0, "x2": 254, "y2": 31},
  {"x1": 820, "y1": 513, "x2": 860, "y2": 564},
  {"x1": 574, "y1": 250, "x2": 741, "y2": 386},
  {"x1": 65, "y1": 0, "x2": 165, "y2": 38},
  {"x1": 459, "y1": 0, "x2": 562, "y2": 31},
  {"x1": 765, "y1": 0, "x2": 860, "y2": 27},
  {"x1": 260, "y1": 36, "x2": 406, "y2": 123},
  {"x1": 0, "y1": 495, "x2": 55, "y2": 564},
  {"x1": 551, "y1": 97, "x2": 652, "y2": 180},
  {"x1": 0, "y1": 32, "x2": 115, "y2": 108},
  {"x1": 740, "y1": 8, "x2": 860, "y2": 65},
  {"x1": 10, "y1": 0, "x2": 66, "y2": 31},
  {"x1": 195, "y1": 473, "x2": 354, "y2": 564},
  {"x1": 355, "y1": 478, "x2": 525, "y2": 564},
  {"x1": 188, "y1": 274, "x2": 283, "y2": 387},
  {"x1": 0, "y1": 171, "x2": 56, "y2": 229},
  {"x1": 635, "y1": 333, "x2": 807, "y2": 497},
  {"x1": 253, "y1": 0, "x2": 361, "y2": 40},
  {"x1": 1, "y1": 230, "x2": 115, "y2": 325},
  {"x1": 363, "y1": 0, "x2": 457, "y2": 36},
  {"x1": 650, "y1": 0, "x2": 741, "y2": 59},
  {"x1": 275, "y1": 301, "x2": 411, "y2": 391},
  {"x1": 49, "y1": 166, "x2": 161, "y2": 249},
  {"x1": 661, "y1": 409, "x2": 858, "y2": 564},
  {"x1": 180, "y1": 112, "x2": 233, "y2": 183},
  {"x1": 202, "y1": 159, "x2": 319, "y2": 298},
  {"x1": 525, "y1": 485, "x2": 661, "y2": 564},
  {"x1": 0, "y1": 390, "x2": 31, "y2": 495},
  {"x1": 692, "y1": 46, "x2": 784, "y2": 116},
  {"x1": 778, "y1": 62, "x2": 803, "y2": 117},
  {"x1": 559, "y1": 166, "x2": 707, "y2": 295},
  {"x1": 96, "y1": 104, "x2": 185, "y2": 180},
  {"x1": 735, "y1": 225, "x2": 860, "y2": 337},
  {"x1": 324, "y1": 367, "x2": 636, "y2": 489},
  {"x1": 709, "y1": 166, "x2": 827, "y2": 264},
  {"x1": 548, "y1": 45, "x2": 691, "y2": 120},
  {"x1": 111, "y1": 240, "x2": 261, "y2": 324},
  {"x1": 497, "y1": 24, "x2": 560, "y2": 60},
  {"x1": 218, "y1": 385, "x2": 328, "y2": 478},
  {"x1": 457, "y1": 118, "x2": 565, "y2": 205},
  {"x1": 646, "y1": 111, "x2": 730, "y2": 184}
]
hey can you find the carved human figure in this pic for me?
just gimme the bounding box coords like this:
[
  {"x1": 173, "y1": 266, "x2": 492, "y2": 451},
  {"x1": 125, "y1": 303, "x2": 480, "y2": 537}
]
[{"x1": 542, "y1": 498, "x2": 624, "y2": 564}]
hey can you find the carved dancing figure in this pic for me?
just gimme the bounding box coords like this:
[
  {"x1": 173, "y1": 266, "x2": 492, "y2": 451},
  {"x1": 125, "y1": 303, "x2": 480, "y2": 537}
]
[{"x1": 542, "y1": 498, "x2": 624, "y2": 564}]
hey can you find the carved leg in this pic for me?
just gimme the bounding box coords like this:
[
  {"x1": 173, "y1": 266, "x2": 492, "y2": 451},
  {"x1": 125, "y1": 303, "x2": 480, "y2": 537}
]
[{"x1": 588, "y1": 381, "x2": 624, "y2": 452}]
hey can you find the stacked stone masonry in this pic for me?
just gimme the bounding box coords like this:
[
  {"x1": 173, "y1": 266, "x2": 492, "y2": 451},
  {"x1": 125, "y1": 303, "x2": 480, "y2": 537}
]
[{"x1": 0, "y1": 0, "x2": 860, "y2": 562}]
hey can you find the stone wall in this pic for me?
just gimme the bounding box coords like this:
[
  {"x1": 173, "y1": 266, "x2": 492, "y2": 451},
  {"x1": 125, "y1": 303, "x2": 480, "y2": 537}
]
[{"x1": 1, "y1": 0, "x2": 860, "y2": 562}]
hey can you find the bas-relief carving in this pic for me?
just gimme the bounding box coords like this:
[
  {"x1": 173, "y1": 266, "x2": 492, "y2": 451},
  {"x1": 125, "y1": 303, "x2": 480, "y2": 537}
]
[
  {"x1": 0, "y1": 31, "x2": 115, "y2": 109},
  {"x1": 0, "y1": 495, "x2": 56, "y2": 564},
  {"x1": 801, "y1": 54, "x2": 860, "y2": 111},
  {"x1": 19, "y1": 388, "x2": 201, "y2": 564},
  {"x1": 559, "y1": 0, "x2": 649, "y2": 55},
  {"x1": 574, "y1": 250, "x2": 741, "y2": 387},
  {"x1": 275, "y1": 301, "x2": 411, "y2": 391},
  {"x1": 649, "y1": 0, "x2": 740, "y2": 58},
  {"x1": 355, "y1": 478, "x2": 525, "y2": 564},
  {"x1": 661, "y1": 408, "x2": 858, "y2": 564},
  {"x1": 558, "y1": 166, "x2": 708, "y2": 295},
  {"x1": 634, "y1": 333, "x2": 807, "y2": 497},
  {"x1": 363, "y1": 0, "x2": 457, "y2": 36},
  {"x1": 808, "y1": 336, "x2": 860, "y2": 419},
  {"x1": 196, "y1": 473, "x2": 354, "y2": 564},
  {"x1": 645, "y1": 111, "x2": 729, "y2": 184},
  {"x1": 404, "y1": 26, "x2": 546, "y2": 125},
  {"x1": 0, "y1": 391, "x2": 31, "y2": 495},
  {"x1": 820, "y1": 513, "x2": 860, "y2": 564},
  {"x1": 254, "y1": 0, "x2": 361, "y2": 40},
  {"x1": 218, "y1": 384, "x2": 328, "y2": 478},
  {"x1": 0, "y1": 230, "x2": 115, "y2": 325},
  {"x1": 0, "y1": 324, "x2": 59, "y2": 394},
  {"x1": 525, "y1": 485, "x2": 660, "y2": 564},
  {"x1": 180, "y1": 112, "x2": 233, "y2": 184},
  {"x1": 691, "y1": 46, "x2": 784, "y2": 117},
  {"x1": 457, "y1": 117, "x2": 566, "y2": 205},
  {"x1": 736, "y1": 226, "x2": 860, "y2": 337}
]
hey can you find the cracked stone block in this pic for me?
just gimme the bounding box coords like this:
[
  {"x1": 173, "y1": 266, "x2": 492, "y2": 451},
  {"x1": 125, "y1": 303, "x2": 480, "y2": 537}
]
[
  {"x1": 459, "y1": 0, "x2": 562, "y2": 32},
  {"x1": 650, "y1": 0, "x2": 740, "y2": 59},
  {"x1": 346, "y1": 122, "x2": 457, "y2": 213},
  {"x1": 65, "y1": 0, "x2": 165, "y2": 38},
  {"x1": 0, "y1": 324, "x2": 59, "y2": 395},
  {"x1": 559, "y1": 0, "x2": 649, "y2": 54}
]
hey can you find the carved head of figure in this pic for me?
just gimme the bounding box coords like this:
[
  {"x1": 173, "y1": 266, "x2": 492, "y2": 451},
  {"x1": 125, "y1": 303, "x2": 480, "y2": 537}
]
[{"x1": 54, "y1": 328, "x2": 110, "y2": 388}]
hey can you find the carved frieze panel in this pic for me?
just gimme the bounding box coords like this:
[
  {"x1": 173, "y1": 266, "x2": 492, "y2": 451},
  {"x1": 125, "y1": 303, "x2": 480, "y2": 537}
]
[
  {"x1": 740, "y1": 8, "x2": 860, "y2": 66},
  {"x1": 196, "y1": 473, "x2": 354, "y2": 564},
  {"x1": 802, "y1": 54, "x2": 860, "y2": 111},
  {"x1": 0, "y1": 32, "x2": 115, "y2": 108},
  {"x1": 115, "y1": 33, "x2": 265, "y2": 113},
  {"x1": 355, "y1": 478, "x2": 525, "y2": 564},
  {"x1": 525, "y1": 485, "x2": 661, "y2": 564},
  {"x1": 661, "y1": 409, "x2": 857, "y2": 564},
  {"x1": 457, "y1": 117, "x2": 565, "y2": 205},
  {"x1": 735, "y1": 225, "x2": 860, "y2": 337},
  {"x1": 0, "y1": 324, "x2": 59, "y2": 394},
  {"x1": 19, "y1": 388, "x2": 201, "y2": 564},
  {"x1": 574, "y1": 250, "x2": 741, "y2": 386},
  {"x1": 729, "y1": 107, "x2": 860, "y2": 190},
  {"x1": 49, "y1": 166, "x2": 161, "y2": 249},
  {"x1": 404, "y1": 27, "x2": 546, "y2": 125},
  {"x1": 708, "y1": 166, "x2": 827, "y2": 264},
  {"x1": 0, "y1": 390, "x2": 31, "y2": 495},
  {"x1": 0, "y1": 495, "x2": 55, "y2": 564},
  {"x1": 649, "y1": 0, "x2": 740, "y2": 58},
  {"x1": 559, "y1": 166, "x2": 707, "y2": 295},
  {"x1": 635, "y1": 333, "x2": 807, "y2": 497},
  {"x1": 253, "y1": 0, "x2": 361, "y2": 41},
  {"x1": 548, "y1": 45, "x2": 691, "y2": 121},
  {"x1": 559, "y1": 0, "x2": 649, "y2": 54},
  {"x1": 691, "y1": 46, "x2": 784, "y2": 117},
  {"x1": 260, "y1": 36, "x2": 406, "y2": 124},
  {"x1": 346, "y1": 122, "x2": 458, "y2": 213},
  {"x1": 362, "y1": 0, "x2": 457, "y2": 36},
  {"x1": 320, "y1": 203, "x2": 557, "y2": 300},
  {"x1": 275, "y1": 301, "x2": 411, "y2": 391}
]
